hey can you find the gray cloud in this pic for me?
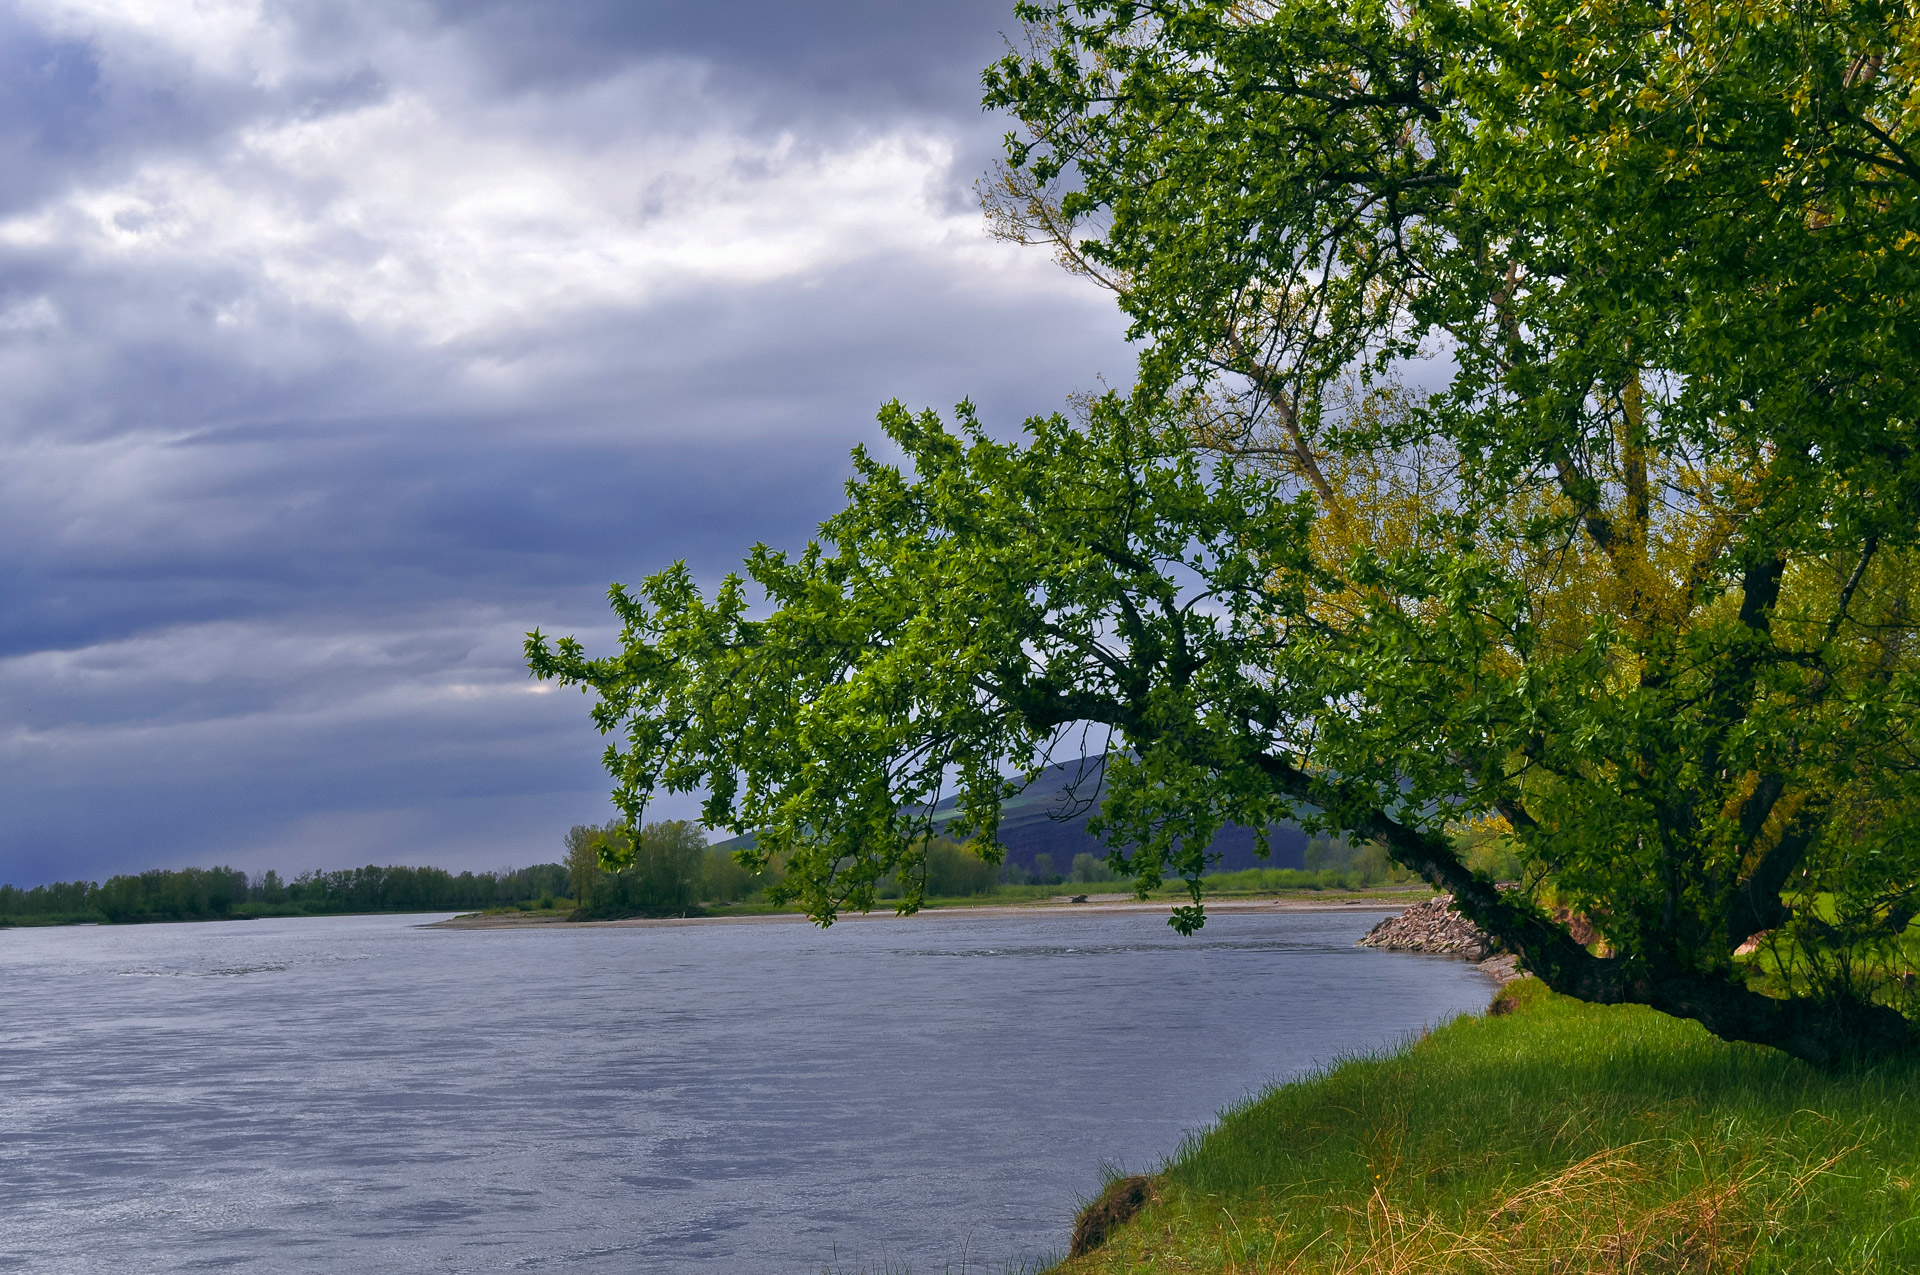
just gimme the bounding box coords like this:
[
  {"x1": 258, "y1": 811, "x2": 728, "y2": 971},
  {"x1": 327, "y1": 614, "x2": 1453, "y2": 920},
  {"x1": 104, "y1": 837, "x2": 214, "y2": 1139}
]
[
  {"x1": 423, "y1": 1, "x2": 1018, "y2": 115},
  {"x1": 0, "y1": 0, "x2": 1130, "y2": 890}
]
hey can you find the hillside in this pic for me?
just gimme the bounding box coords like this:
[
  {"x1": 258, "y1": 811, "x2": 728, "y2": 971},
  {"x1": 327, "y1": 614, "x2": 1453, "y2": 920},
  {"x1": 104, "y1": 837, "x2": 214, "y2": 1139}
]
[{"x1": 715, "y1": 757, "x2": 1313, "y2": 877}]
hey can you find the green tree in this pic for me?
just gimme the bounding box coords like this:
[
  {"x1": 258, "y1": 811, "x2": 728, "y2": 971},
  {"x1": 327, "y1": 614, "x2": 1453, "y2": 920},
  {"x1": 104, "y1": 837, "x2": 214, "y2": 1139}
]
[
  {"x1": 565, "y1": 823, "x2": 611, "y2": 909},
  {"x1": 1071, "y1": 852, "x2": 1117, "y2": 884},
  {"x1": 699, "y1": 845, "x2": 770, "y2": 902},
  {"x1": 587, "y1": 820, "x2": 708, "y2": 916},
  {"x1": 924, "y1": 838, "x2": 1004, "y2": 896},
  {"x1": 530, "y1": 0, "x2": 1920, "y2": 1061}
]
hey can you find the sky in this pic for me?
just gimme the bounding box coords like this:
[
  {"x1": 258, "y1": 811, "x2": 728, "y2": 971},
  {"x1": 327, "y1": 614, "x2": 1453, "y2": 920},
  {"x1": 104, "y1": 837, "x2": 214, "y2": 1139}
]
[{"x1": 0, "y1": 1, "x2": 1135, "y2": 886}]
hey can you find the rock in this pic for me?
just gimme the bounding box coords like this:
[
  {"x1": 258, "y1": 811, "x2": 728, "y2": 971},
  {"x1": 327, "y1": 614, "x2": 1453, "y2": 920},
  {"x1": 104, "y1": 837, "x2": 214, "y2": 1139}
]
[
  {"x1": 1357, "y1": 894, "x2": 1497, "y2": 960},
  {"x1": 1477, "y1": 953, "x2": 1523, "y2": 985},
  {"x1": 1359, "y1": 894, "x2": 1531, "y2": 984}
]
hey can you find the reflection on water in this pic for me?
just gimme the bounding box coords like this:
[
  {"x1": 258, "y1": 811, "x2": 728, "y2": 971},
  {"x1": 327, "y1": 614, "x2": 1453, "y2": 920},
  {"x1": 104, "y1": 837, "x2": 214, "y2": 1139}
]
[{"x1": 0, "y1": 907, "x2": 1489, "y2": 1272}]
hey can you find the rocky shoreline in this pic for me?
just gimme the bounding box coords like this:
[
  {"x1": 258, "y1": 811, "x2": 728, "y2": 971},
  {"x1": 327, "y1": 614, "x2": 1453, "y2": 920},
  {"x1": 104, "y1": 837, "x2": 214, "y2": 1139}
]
[{"x1": 1358, "y1": 894, "x2": 1523, "y2": 984}]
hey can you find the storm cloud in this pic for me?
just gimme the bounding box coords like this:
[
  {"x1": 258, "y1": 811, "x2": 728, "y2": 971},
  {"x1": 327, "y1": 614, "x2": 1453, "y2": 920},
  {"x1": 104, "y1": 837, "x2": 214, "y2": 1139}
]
[{"x1": 0, "y1": 1, "x2": 1132, "y2": 885}]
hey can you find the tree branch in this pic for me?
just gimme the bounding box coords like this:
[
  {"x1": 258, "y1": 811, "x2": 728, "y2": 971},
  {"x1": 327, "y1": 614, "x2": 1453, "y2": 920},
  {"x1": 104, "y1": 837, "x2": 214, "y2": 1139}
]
[
  {"x1": 1824, "y1": 535, "x2": 1879, "y2": 645},
  {"x1": 1737, "y1": 555, "x2": 1786, "y2": 634}
]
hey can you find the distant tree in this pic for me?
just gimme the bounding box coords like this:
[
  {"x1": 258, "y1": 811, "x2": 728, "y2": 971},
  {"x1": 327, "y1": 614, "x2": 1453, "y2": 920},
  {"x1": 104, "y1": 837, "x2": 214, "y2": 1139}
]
[
  {"x1": 565, "y1": 824, "x2": 610, "y2": 909},
  {"x1": 1070, "y1": 853, "x2": 1116, "y2": 885},
  {"x1": 922, "y1": 839, "x2": 1002, "y2": 898},
  {"x1": 0, "y1": 878, "x2": 100, "y2": 920},
  {"x1": 589, "y1": 820, "x2": 708, "y2": 916},
  {"x1": 699, "y1": 845, "x2": 768, "y2": 903}
]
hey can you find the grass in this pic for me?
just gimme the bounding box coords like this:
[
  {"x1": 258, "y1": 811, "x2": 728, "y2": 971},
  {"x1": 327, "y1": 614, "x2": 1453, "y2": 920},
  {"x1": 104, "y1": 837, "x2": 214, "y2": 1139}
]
[
  {"x1": 900, "y1": 880, "x2": 1427, "y2": 910},
  {"x1": 483, "y1": 898, "x2": 577, "y2": 915},
  {"x1": 0, "y1": 902, "x2": 556, "y2": 927},
  {"x1": 0, "y1": 910, "x2": 105, "y2": 927},
  {"x1": 7, "y1": 875, "x2": 1424, "y2": 931},
  {"x1": 1052, "y1": 979, "x2": 1920, "y2": 1274},
  {"x1": 1197, "y1": 869, "x2": 1425, "y2": 896},
  {"x1": 703, "y1": 880, "x2": 1429, "y2": 917},
  {"x1": 430, "y1": 877, "x2": 1430, "y2": 923}
]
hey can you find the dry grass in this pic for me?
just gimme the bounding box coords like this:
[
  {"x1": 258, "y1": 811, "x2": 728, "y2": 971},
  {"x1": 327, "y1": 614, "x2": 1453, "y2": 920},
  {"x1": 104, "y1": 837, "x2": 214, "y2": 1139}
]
[
  {"x1": 1295, "y1": 1145, "x2": 1790, "y2": 1274},
  {"x1": 1055, "y1": 981, "x2": 1919, "y2": 1274}
]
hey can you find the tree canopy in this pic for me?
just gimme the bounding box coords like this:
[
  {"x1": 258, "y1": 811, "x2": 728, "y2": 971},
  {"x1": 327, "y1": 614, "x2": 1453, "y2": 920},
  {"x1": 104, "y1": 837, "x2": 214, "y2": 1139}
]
[{"x1": 530, "y1": 0, "x2": 1920, "y2": 1062}]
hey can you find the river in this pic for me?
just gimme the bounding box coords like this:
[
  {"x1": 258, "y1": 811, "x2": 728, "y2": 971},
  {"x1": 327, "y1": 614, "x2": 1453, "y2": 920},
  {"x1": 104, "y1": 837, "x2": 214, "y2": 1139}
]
[{"x1": 0, "y1": 905, "x2": 1490, "y2": 1272}]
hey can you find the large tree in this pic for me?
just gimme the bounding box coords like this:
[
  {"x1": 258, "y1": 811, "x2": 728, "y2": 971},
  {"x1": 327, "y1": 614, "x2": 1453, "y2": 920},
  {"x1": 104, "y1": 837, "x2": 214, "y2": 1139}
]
[{"x1": 530, "y1": 0, "x2": 1920, "y2": 1062}]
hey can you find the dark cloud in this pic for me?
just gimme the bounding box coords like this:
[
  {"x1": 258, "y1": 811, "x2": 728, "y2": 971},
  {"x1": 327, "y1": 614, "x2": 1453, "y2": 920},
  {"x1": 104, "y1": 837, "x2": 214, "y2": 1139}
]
[
  {"x1": 0, "y1": 1, "x2": 1025, "y2": 219},
  {"x1": 426, "y1": 0, "x2": 1017, "y2": 116},
  {"x1": 0, "y1": 1, "x2": 1126, "y2": 888},
  {"x1": 0, "y1": 259, "x2": 1128, "y2": 883},
  {"x1": 0, "y1": 245, "x2": 1124, "y2": 639},
  {"x1": 421, "y1": 0, "x2": 1024, "y2": 212}
]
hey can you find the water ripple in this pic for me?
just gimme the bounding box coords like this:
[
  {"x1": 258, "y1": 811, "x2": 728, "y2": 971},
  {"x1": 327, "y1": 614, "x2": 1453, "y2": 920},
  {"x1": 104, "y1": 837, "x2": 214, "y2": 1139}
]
[{"x1": 0, "y1": 908, "x2": 1488, "y2": 1273}]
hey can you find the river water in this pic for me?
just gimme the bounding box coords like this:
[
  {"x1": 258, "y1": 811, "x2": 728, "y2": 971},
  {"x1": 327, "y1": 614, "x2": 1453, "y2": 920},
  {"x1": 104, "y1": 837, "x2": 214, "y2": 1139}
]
[{"x1": 0, "y1": 906, "x2": 1489, "y2": 1273}]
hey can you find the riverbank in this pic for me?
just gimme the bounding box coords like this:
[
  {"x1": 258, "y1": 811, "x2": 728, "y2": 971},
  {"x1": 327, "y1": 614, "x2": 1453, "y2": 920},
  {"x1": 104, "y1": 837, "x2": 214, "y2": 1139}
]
[
  {"x1": 1050, "y1": 977, "x2": 1920, "y2": 1272},
  {"x1": 424, "y1": 890, "x2": 1431, "y2": 929}
]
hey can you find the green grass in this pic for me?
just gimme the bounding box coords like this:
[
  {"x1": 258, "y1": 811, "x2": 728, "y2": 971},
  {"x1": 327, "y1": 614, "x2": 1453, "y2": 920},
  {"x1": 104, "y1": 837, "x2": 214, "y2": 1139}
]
[
  {"x1": 1054, "y1": 979, "x2": 1920, "y2": 1273},
  {"x1": 2, "y1": 901, "x2": 575, "y2": 927},
  {"x1": 701, "y1": 880, "x2": 1428, "y2": 917},
  {"x1": 1196, "y1": 869, "x2": 1424, "y2": 896},
  {"x1": 0, "y1": 911, "x2": 106, "y2": 927},
  {"x1": 936, "y1": 882, "x2": 1425, "y2": 907}
]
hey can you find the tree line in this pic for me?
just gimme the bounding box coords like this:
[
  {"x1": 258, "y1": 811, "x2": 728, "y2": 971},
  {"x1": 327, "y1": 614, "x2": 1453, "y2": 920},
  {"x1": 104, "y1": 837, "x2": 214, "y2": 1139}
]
[
  {"x1": 3, "y1": 820, "x2": 1433, "y2": 929},
  {"x1": 2, "y1": 825, "x2": 1052, "y2": 927},
  {"x1": 0, "y1": 861, "x2": 571, "y2": 926},
  {"x1": 564, "y1": 821, "x2": 1130, "y2": 915}
]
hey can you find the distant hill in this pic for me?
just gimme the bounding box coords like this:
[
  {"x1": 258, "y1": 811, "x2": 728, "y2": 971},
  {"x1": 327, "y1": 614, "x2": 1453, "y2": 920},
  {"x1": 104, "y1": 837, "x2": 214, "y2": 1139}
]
[{"x1": 716, "y1": 758, "x2": 1308, "y2": 875}]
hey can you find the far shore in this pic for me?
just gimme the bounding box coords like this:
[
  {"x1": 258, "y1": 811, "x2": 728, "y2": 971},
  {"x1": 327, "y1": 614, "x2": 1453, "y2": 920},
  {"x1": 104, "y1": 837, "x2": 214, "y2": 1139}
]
[{"x1": 423, "y1": 890, "x2": 1428, "y2": 930}]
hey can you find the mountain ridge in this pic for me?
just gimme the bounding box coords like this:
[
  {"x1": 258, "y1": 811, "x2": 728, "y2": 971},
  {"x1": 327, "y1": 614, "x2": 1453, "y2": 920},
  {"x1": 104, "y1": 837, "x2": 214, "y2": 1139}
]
[{"x1": 714, "y1": 758, "x2": 1309, "y2": 875}]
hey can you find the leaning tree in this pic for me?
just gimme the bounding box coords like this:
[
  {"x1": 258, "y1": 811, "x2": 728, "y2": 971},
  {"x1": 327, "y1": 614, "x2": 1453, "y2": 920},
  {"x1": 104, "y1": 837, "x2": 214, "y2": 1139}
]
[{"x1": 530, "y1": 0, "x2": 1920, "y2": 1062}]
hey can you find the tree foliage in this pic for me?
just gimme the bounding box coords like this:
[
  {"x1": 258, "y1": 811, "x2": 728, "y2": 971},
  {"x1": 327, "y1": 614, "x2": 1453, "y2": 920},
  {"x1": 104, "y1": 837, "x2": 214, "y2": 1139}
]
[
  {"x1": 580, "y1": 819, "x2": 709, "y2": 916},
  {"x1": 568, "y1": 819, "x2": 774, "y2": 916},
  {"x1": 0, "y1": 862, "x2": 575, "y2": 923},
  {"x1": 531, "y1": 0, "x2": 1920, "y2": 1061}
]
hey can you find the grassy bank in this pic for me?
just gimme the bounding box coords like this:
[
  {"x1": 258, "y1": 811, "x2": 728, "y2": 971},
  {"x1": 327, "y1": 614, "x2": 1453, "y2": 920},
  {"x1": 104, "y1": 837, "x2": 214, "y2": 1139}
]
[
  {"x1": 1056, "y1": 979, "x2": 1920, "y2": 1273},
  {"x1": 695, "y1": 882, "x2": 1426, "y2": 916}
]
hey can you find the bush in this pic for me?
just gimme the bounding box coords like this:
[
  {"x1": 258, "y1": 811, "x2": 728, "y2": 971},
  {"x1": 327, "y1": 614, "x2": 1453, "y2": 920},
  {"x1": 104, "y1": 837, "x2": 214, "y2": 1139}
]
[
  {"x1": 583, "y1": 820, "x2": 709, "y2": 917},
  {"x1": 700, "y1": 846, "x2": 773, "y2": 903},
  {"x1": 923, "y1": 839, "x2": 1000, "y2": 897},
  {"x1": 1296, "y1": 837, "x2": 1414, "y2": 887},
  {"x1": 1071, "y1": 852, "x2": 1118, "y2": 884}
]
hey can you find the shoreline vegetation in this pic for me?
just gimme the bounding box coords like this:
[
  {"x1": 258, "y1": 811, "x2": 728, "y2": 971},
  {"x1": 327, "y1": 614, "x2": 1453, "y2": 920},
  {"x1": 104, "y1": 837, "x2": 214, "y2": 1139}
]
[
  {"x1": 0, "y1": 854, "x2": 1436, "y2": 931},
  {"x1": 1053, "y1": 977, "x2": 1920, "y2": 1273},
  {"x1": 0, "y1": 862, "x2": 573, "y2": 928},
  {"x1": 6, "y1": 811, "x2": 1471, "y2": 931},
  {"x1": 544, "y1": 818, "x2": 1454, "y2": 928},
  {"x1": 425, "y1": 888, "x2": 1430, "y2": 929}
]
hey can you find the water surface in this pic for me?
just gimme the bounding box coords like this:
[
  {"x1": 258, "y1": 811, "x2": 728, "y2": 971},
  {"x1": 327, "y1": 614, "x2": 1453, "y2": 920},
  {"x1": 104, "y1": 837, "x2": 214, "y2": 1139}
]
[{"x1": 0, "y1": 906, "x2": 1490, "y2": 1272}]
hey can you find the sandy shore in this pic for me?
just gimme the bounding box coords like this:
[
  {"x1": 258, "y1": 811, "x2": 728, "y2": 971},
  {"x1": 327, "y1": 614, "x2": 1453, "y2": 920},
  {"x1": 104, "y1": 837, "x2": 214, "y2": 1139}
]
[{"x1": 423, "y1": 891, "x2": 1425, "y2": 930}]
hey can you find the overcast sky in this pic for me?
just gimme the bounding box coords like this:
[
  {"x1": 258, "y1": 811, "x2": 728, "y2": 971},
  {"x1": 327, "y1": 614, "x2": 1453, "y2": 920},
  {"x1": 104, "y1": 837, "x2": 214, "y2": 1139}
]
[{"x1": 0, "y1": 1, "x2": 1134, "y2": 886}]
